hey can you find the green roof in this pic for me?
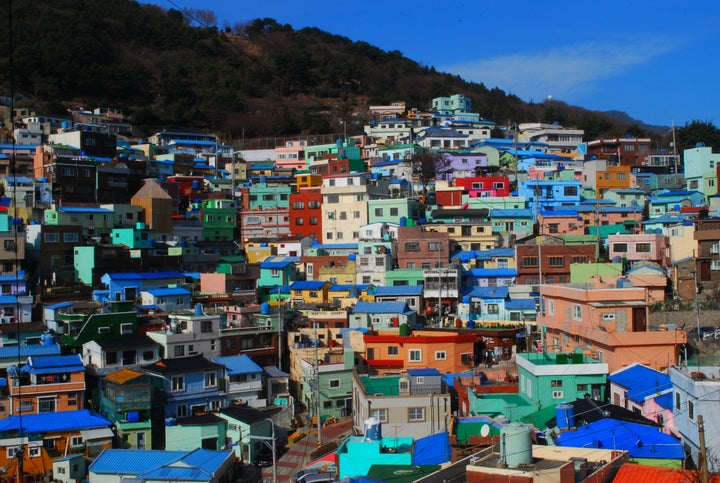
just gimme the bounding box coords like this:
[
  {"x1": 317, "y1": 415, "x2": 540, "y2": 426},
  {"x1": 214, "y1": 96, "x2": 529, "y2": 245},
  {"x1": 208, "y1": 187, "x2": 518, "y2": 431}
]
[{"x1": 359, "y1": 375, "x2": 400, "y2": 397}]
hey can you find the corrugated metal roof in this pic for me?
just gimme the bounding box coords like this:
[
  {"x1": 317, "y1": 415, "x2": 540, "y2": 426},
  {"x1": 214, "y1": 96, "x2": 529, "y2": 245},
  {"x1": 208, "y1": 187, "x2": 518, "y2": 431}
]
[
  {"x1": 104, "y1": 368, "x2": 145, "y2": 385},
  {"x1": 289, "y1": 280, "x2": 328, "y2": 290},
  {"x1": 407, "y1": 368, "x2": 441, "y2": 377},
  {"x1": 0, "y1": 409, "x2": 112, "y2": 434},
  {"x1": 352, "y1": 301, "x2": 410, "y2": 314},
  {"x1": 24, "y1": 354, "x2": 83, "y2": 374},
  {"x1": 211, "y1": 354, "x2": 263, "y2": 375},
  {"x1": 90, "y1": 449, "x2": 188, "y2": 474},
  {"x1": 608, "y1": 363, "x2": 671, "y2": 402},
  {"x1": 143, "y1": 287, "x2": 191, "y2": 296}
]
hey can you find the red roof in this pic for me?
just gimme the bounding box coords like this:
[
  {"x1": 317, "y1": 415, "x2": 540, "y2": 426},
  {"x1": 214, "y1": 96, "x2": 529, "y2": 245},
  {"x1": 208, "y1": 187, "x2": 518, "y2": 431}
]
[
  {"x1": 366, "y1": 359, "x2": 404, "y2": 368},
  {"x1": 613, "y1": 463, "x2": 720, "y2": 483}
]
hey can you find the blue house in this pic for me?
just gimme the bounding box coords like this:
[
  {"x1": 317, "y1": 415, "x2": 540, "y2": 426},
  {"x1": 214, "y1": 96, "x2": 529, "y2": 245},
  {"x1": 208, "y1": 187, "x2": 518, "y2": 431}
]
[
  {"x1": 518, "y1": 179, "x2": 582, "y2": 219},
  {"x1": 211, "y1": 354, "x2": 265, "y2": 407},
  {"x1": 101, "y1": 271, "x2": 187, "y2": 301},
  {"x1": 349, "y1": 301, "x2": 416, "y2": 330},
  {"x1": 464, "y1": 268, "x2": 516, "y2": 289},
  {"x1": 89, "y1": 448, "x2": 235, "y2": 482},
  {"x1": 607, "y1": 363, "x2": 673, "y2": 428},
  {"x1": 371, "y1": 285, "x2": 424, "y2": 313},
  {"x1": 139, "y1": 286, "x2": 192, "y2": 312},
  {"x1": 462, "y1": 286, "x2": 509, "y2": 322},
  {"x1": 142, "y1": 355, "x2": 225, "y2": 420}
]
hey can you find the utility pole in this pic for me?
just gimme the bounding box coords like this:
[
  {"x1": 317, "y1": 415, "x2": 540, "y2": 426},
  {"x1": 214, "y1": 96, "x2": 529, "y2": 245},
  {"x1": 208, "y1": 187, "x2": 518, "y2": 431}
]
[
  {"x1": 314, "y1": 321, "x2": 322, "y2": 447},
  {"x1": 699, "y1": 415, "x2": 709, "y2": 483},
  {"x1": 277, "y1": 286, "x2": 282, "y2": 370}
]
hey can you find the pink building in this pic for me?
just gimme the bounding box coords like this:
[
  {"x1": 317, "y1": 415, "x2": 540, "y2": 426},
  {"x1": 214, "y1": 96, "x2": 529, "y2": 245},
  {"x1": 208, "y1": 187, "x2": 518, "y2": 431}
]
[
  {"x1": 538, "y1": 284, "x2": 686, "y2": 372},
  {"x1": 538, "y1": 210, "x2": 585, "y2": 235},
  {"x1": 577, "y1": 208, "x2": 643, "y2": 232},
  {"x1": 607, "y1": 233, "x2": 667, "y2": 265},
  {"x1": 275, "y1": 140, "x2": 307, "y2": 170}
]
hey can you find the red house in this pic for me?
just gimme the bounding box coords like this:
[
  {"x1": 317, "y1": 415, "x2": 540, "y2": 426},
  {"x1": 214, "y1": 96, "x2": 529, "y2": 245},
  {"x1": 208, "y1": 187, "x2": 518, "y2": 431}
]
[
  {"x1": 454, "y1": 176, "x2": 511, "y2": 198},
  {"x1": 289, "y1": 187, "x2": 323, "y2": 240}
]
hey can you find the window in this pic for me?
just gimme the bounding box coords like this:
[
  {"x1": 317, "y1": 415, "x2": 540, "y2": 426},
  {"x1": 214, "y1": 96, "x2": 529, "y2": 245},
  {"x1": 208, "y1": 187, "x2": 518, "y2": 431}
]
[
  {"x1": 38, "y1": 397, "x2": 55, "y2": 413},
  {"x1": 688, "y1": 400, "x2": 694, "y2": 421},
  {"x1": 548, "y1": 257, "x2": 564, "y2": 267},
  {"x1": 570, "y1": 304, "x2": 582, "y2": 321},
  {"x1": 44, "y1": 232, "x2": 60, "y2": 243},
  {"x1": 329, "y1": 379, "x2": 340, "y2": 388},
  {"x1": 521, "y1": 257, "x2": 538, "y2": 268},
  {"x1": 339, "y1": 211, "x2": 347, "y2": 220},
  {"x1": 295, "y1": 217, "x2": 304, "y2": 225},
  {"x1": 323, "y1": 401, "x2": 333, "y2": 409},
  {"x1": 177, "y1": 405, "x2": 188, "y2": 418},
  {"x1": 435, "y1": 351, "x2": 447, "y2": 360},
  {"x1": 63, "y1": 232, "x2": 79, "y2": 243},
  {"x1": 577, "y1": 384, "x2": 588, "y2": 392},
  {"x1": 388, "y1": 346, "x2": 399, "y2": 356},
  {"x1": 326, "y1": 195, "x2": 339, "y2": 203},
  {"x1": 390, "y1": 208, "x2": 399, "y2": 216},
  {"x1": 409, "y1": 349, "x2": 422, "y2": 362},
  {"x1": 171, "y1": 376, "x2": 185, "y2": 392},
  {"x1": 6, "y1": 446, "x2": 19, "y2": 459},
  {"x1": 548, "y1": 224, "x2": 559, "y2": 233},
  {"x1": 613, "y1": 243, "x2": 628, "y2": 252},
  {"x1": 204, "y1": 372, "x2": 217, "y2": 388},
  {"x1": 370, "y1": 408, "x2": 387, "y2": 423},
  {"x1": 564, "y1": 186, "x2": 577, "y2": 196},
  {"x1": 404, "y1": 242, "x2": 420, "y2": 252},
  {"x1": 71, "y1": 436, "x2": 84, "y2": 447},
  {"x1": 120, "y1": 323, "x2": 133, "y2": 335},
  {"x1": 461, "y1": 353, "x2": 474, "y2": 365},
  {"x1": 98, "y1": 326, "x2": 110, "y2": 334},
  {"x1": 571, "y1": 256, "x2": 587, "y2": 264},
  {"x1": 374, "y1": 208, "x2": 383, "y2": 217},
  {"x1": 428, "y1": 242, "x2": 443, "y2": 251},
  {"x1": 551, "y1": 380, "x2": 563, "y2": 388},
  {"x1": 292, "y1": 201, "x2": 305, "y2": 209},
  {"x1": 28, "y1": 446, "x2": 40, "y2": 458},
  {"x1": 174, "y1": 345, "x2": 185, "y2": 357},
  {"x1": 201, "y1": 320, "x2": 212, "y2": 333},
  {"x1": 552, "y1": 390, "x2": 564, "y2": 399},
  {"x1": 408, "y1": 407, "x2": 425, "y2": 421},
  {"x1": 675, "y1": 392, "x2": 681, "y2": 410},
  {"x1": 636, "y1": 243, "x2": 651, "y2": 253},
  {"x1": 309, "y1": 217, "x2": 318, "y2": 225}
]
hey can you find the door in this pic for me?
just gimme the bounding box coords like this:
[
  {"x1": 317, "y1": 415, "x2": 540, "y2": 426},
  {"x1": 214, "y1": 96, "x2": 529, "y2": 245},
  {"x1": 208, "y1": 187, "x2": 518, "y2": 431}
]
[
  {"x1": 632, "y1": 307, "x2": 646, "y2": 332},
  {"x1": 137, "y1": 432, "x2": 145, "y2": 450}
]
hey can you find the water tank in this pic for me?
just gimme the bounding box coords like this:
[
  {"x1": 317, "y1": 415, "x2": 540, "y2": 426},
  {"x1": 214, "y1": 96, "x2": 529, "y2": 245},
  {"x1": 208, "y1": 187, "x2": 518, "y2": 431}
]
[
  {"x1": 461, "y1": 296, "x2": 470, "y2": 304},
  {"x1": 616, "y1": 278, "x2": 633, "y2": 288},
  {"x1": 61, "y1": 120, "x2": 70, "y2": 130},
  {"x1": 260, "y1": 302, "x2": 271, "y2": 315},
  {"x1": 191, "y1": 180, "x2": 200, "y2": 189},
  {"x1": 500, "y1": 423, "x2": 533, "y2": 467},
  {"x1": 467, "y1": 319, "x2": 476, "y2": 329},
  {"x1": 41, "y1": 331, "x2": 56, "y2": 346},
  {"x1": 348, "y1": 253, "x2": 356, "y2": 261},
  {"x1": 399, "y1": 323, "x2": 410, "y2": 336},
  {"x1": 363, "y1": 417, "x2": 382, "y2": 441},
  {"x1": 194, "y1": 303, "x2": 203, "y2": 316},
  {"x1": 555, "y1": 402, "x2": 575, "y2": 429},
  {"x1": 126, "y1": 411, "x2": 140, "y2": 423},
  {"x1": 399, "y1": 216, "x2": 407, "y2": 227},
  {"x1": 259, "y1": 175, "x2": 267, "y2": 184}
]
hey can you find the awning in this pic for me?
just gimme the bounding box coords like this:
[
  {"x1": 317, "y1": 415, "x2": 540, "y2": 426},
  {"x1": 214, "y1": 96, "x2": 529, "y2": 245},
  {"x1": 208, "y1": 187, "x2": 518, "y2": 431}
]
[
  {"x1": 366, "y1": 359, "x2": 404, "y2": 368},
  {"x1": 81, "y1": 427, "x2": 114, "y2": 440}
]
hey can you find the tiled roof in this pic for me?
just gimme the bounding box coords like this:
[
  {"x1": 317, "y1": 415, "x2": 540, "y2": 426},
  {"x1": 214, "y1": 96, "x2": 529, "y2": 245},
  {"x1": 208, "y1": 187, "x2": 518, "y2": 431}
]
[
  {"x1": 219, "y1": 405, "x2": 267, "y2": 424},
  {"x1": 104, "y1": 368, "x2": 146, "y2": 385}
]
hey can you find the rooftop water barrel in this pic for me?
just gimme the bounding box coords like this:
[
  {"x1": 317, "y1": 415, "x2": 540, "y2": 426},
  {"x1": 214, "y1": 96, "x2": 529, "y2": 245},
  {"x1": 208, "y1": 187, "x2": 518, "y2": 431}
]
[
  {"x1": 194, "y1": 303, "x2": 203, "y2": 316},
  {"x1": 363, "y1": 417, "x2": 382, "y2": 441},
  {"x1": 191, "y1": 180, "x2": 200, "y2": 189},
  {"x1": 500, "y1": 423, "x2": 533, "y2": 467},
  {"x1": 41, "y1": 331, "x2": 55, "y2": 346},
  {"x1": 348, "y1": 253, "x2": 356, "y2": 261},
  {"x1": 556, "y1": 402, "x2": 575, "y2": 429},
  {"x1": 127, "y1": 411, "x2": 140, "y2": 423},
  {"x1": 467, "y1": 319, "x2": 476, "y2": 329},
  {"x1": 399, "y1": 216, "x2": 407, "y2": 227},
  {"x1": 260, "y1": 302, "x2": 270, "y2": 315}
]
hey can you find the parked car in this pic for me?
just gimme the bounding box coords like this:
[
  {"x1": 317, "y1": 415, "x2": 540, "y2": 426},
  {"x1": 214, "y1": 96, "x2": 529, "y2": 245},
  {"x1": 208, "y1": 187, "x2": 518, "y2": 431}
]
[{"x1": 292, "y1": 468, "x2": 337, "y2": 483}]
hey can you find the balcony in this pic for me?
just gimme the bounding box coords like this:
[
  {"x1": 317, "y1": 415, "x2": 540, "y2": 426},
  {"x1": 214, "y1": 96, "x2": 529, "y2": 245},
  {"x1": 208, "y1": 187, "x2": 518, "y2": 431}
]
[{"x1": 711, "y1": 244, "x2": 720, "y2": 254}]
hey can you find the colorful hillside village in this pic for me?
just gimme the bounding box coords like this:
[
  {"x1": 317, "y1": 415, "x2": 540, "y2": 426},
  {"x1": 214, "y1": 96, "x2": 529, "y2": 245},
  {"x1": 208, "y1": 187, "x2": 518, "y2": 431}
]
[{"x1": 0, "y1": 96, "x2": 719, "y2": 482}]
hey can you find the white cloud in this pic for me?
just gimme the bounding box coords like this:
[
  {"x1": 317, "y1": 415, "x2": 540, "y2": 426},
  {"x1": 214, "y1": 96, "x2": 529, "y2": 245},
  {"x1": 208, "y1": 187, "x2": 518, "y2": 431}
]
[{"x1": 439, "y1": 36, "x2": 681, "y2": 102}]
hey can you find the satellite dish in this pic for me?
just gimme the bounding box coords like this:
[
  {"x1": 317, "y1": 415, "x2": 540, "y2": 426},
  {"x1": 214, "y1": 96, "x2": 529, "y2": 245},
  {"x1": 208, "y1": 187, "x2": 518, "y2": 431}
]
[{"x1": 480, "y1": 424, "x2": 490, "y2": 437}]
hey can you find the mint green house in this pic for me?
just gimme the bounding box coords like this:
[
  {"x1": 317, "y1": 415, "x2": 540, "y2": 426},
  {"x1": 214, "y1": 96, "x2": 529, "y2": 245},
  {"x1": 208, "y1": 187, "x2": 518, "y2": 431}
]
[
  {"x1": 245, "y1": 182, "x2": 290, "y2": 211},
  {"x1": 570, "y1": 262, "x2": 623, "y2": 283},
  {"x1": 257, "y1": 256, "x2": 299, "y2": 299},
  {"x1": 384, "y1": 268, "x2": 425, "y2": 286},
  {"x1": 367, "y1": 198, "x2": 423, "y2": 225},
  {"x1": 301, "y1": 348, "x2": 354, "y2": 420},
  {"x1": 165, "y1": 415, "x2": 227, "y2": 451},
  {"x1": 516, "y1": 352, "x2": 608, "y2": 410},
  {"x1": 111, "y1": 226, "x2": 154, "y2": 249},
  {"x1": 202, "y1": 198, "x2": 237, "y2": 241}
]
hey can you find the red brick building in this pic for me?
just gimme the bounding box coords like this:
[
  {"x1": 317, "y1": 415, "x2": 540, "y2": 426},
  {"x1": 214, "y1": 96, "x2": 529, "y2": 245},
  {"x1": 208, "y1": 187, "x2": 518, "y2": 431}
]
[{"x1": 515, "y1": 236, "x2": 596, "y2": 285}]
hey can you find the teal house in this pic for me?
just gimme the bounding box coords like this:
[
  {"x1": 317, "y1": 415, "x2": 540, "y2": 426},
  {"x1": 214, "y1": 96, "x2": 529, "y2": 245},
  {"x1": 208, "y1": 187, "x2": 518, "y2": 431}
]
[
  {"x1": 257, "y1": 256, "x2": 299, "y2": 300},
  {"x1": 300, "y1": 348, "x2": 354, "y2": 420},
  {"x1": 201, "y1": 198, "x2": 237, "y2": 241},
  {"x1": 245, "y1": 182, "x2": 290, "y2": 211},
  {"x1": 111, "y1": 225, "x2": 155, "y2": 249},
  {"x1": 366, "y1": 199, "x2": 423, "y2": 225},
  {"x1": 383, "y1": 267, "x2": 425, "y2": 286},
  {"x1": 165, "y1": 413, "x2": 228, "y2": 451}
]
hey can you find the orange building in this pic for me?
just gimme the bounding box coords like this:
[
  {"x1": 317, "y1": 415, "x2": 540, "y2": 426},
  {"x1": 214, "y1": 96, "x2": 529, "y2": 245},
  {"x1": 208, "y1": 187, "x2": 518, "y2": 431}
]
[
  {"x1": 596, "y1": 164, "x2": 632, "y2": 197},
  {"x1": 8, "y1": 354, "x2": 86, "y2": 415},
  {"x1": 363, "y1": 330, "x2": 477, "y2": 374},
  {"x1": 538, "y1": 285, "x2": 686, "y2": 372}
]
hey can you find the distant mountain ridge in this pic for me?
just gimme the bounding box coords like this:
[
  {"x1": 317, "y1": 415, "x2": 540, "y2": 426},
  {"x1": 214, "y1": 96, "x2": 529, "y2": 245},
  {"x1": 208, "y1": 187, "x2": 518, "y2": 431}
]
[
  {"x1": 601, "y1": 110, "x2": 670, "y2": 136},
  {"x1": 1, "y1": 0, "x2": 659, "y2": 142}
]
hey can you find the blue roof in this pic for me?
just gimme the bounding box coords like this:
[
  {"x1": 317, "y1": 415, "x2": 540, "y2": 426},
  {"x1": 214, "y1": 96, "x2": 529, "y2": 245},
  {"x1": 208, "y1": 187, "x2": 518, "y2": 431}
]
[
  {"x1": 289, "y1": 280, "x2": 328, "y2": 290},
  {"x1": 475, "y1": 248, "x2": 515, "y2": 260},
  {"x1": 0, "y1": 343, "x2": 61, "y2": 360},
  {"x1": 465, "y1": 286, "x2": 509, "y2": 299},
  {"x1": 657, "y1": 189, "x2": 701, "y2": 197},
  {"x1": 0, "y1": 295, "x2": 17, "y2": 305},
  {"x1": 103, "y1": 271, "x2": 186, "y2": 281},
  {"x1": 21, "y1": 354, "x2": 83, "y2": 375},
  {"x1": 556, "y1": 419, "x2": 684, "y2": 460},
  {"x1": 539, "y1": 209, "x2": 579, "y2": 217},
  {"x1": 468, "y1": 268, "x2": 517, "y2": 278},
  {"x1": 352, "y1": 301, "x2": 412, "y2": 314},
  {"x1": 262, "y1": 365, "x2": 289, "y2": 378},
  {"x1": 408, "y1": 368, "x2": 442, "y2": 377},
  {"x1": 372, "y1": 285, "x2": 424, "y2": 296},
  {"x1": 89, "y1": 448, "x2": 232, "y2": 478},
  {"x1": 372, "y1": 159, "x2": 403, "y2": 167},
  {"x1": 144, "y1": 287, "x2": 192, "y2": 297},
  {"x1": 57, "y1": 207, "x2": 114, "y2": 213},
  {"x1": 607, "y1": 364, "x2": 671, "y2": 402},
  {"x1": 211, "y1": 354, "x2": 263, "y2": 375},
  {"x1": 45, "y1": 301, "x2": 73, "y2": 310},
  {"x1": 505, "y1": 299, "x2": 537, "y2": 310},
  {"x1": 0, "y1": 409, "x2": 112, "y2": 434},
  {"x1": 655, "y1": 392, "x2": 673, "y2": 410},
  {"x1": 259, "y1": 256, "x2": 300, "y2": 269}
]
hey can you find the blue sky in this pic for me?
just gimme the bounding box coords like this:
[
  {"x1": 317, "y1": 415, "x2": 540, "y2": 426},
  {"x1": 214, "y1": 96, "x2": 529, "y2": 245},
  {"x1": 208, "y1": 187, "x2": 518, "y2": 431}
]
[{"x1": 147, "y1": 0, "x2": 720, "y2": 127}]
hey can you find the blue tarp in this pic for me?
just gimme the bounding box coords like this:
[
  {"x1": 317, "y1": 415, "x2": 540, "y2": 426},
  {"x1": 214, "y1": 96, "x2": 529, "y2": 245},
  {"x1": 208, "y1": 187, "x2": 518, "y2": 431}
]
[{"x1": 412, "y1": 431, "x2": 451, "y2": 465}]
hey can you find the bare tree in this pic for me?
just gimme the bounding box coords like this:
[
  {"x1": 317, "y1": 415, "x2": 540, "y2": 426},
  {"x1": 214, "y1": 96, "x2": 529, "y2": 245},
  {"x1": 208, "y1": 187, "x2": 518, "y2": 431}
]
[{"x1": 412, "y1": 150, "x2": 440, "y2": 195}]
